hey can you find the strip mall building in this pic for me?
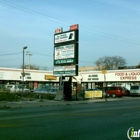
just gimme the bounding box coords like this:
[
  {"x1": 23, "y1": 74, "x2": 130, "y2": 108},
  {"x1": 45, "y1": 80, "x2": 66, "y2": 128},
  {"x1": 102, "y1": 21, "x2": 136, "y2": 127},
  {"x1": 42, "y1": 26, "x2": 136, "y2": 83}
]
[{"x1": 0, "y1": 67, "x2": 139, "y2": 90}]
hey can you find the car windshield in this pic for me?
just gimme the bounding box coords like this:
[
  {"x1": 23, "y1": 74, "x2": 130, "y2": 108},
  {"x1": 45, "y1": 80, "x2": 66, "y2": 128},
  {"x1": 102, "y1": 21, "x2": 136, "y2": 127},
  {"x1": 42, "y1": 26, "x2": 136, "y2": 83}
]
[
  {"x1": 131, "y1": 86, "x2": 140, "y2": 90},
  {"x1": 84, "y1": 87, "x2": 103, "y2": 91},
  {"x1": 34, "y1": 88, "x2": 41, "y2": 91},
  {"x1": 119, "y1": 87, "x2": 123, "y2": 90},
  {"x1": 41, "y1": 87, "x2": 49, "y2": 91}
]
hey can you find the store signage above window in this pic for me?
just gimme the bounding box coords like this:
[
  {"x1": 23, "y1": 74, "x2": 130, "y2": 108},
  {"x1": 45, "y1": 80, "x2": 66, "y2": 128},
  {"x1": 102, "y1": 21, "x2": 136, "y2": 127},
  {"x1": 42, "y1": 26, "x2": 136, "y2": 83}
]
[
  {"x1": 45, "y1": 75, "x2": 57, "y2": 80},
  {"x1": 115, "y1": 72, "x2": 140, "y2": 80}
]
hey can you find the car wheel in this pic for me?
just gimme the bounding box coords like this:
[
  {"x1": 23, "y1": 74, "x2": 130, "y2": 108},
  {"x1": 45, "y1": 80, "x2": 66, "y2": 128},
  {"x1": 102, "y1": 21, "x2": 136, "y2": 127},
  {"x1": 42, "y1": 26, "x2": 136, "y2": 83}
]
[{"x1": 112, "y1": 93, "x2": 116, "y2": 98}]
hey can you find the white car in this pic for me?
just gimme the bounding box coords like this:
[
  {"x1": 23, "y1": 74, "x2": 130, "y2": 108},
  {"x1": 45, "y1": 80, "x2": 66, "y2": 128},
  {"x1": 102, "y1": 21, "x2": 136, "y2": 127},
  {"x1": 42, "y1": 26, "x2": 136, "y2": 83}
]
[
  {"x1": 130, "y1": 86, "x2": 140, "y2": 96},
  {"x1": 5, "y1": 85, "x2": 20, "y2": 93},
  {"x1": 5, "y1": 85, "x2": 30, "y2": 93},
  {"x1": 19, "y1": 88, "x2": 30, "y2": 93}
]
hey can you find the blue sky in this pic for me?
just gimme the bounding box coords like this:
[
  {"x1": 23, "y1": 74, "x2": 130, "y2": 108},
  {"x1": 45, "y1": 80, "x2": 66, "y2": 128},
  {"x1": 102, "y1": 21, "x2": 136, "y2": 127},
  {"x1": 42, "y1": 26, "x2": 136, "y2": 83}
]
[{"x1": 0, "y1": 0, "x2": 140, "y2": 70}]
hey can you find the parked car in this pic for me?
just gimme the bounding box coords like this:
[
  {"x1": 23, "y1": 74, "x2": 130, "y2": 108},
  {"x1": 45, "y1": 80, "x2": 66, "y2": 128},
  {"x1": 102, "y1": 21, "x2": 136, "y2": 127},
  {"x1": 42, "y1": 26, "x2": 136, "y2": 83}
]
[
  {"x1": 5, "y1": 85, "x2": 30, "y2": 93},
  {"x1": 5, "y1": 85, "x2": 20, "y2": 93},
  {"x1": 33, "y1": 86, "x2": 57, "y2": 94},
  {"x1": 33, "y1": 88, "x2": 42, "y2": 93},
  {"x1": 122, "y1": 87, "x2": 130, "y2": 96},
  {"x1": 19, "y1": 88, "x2": 30, "y2": 93},
  {"x1": 40, "y1": 86, "x2": 50, "y2": 94},
  {"x1": 130, "y1": 85, "x2": 140, "y2": 96},
  {"x1": 104, "y1": 86, "x2": 124, "y2": 97}
]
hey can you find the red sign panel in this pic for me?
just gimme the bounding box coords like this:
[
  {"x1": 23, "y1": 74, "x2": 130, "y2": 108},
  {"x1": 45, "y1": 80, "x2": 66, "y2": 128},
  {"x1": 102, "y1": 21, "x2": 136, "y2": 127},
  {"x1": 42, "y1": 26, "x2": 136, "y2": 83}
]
[
  {"x1": 55, "y1": 28, "x2": 63, "y2": 34},
  {"x1": 70, "y1": 24, "x2": 79, "y2": 30}
]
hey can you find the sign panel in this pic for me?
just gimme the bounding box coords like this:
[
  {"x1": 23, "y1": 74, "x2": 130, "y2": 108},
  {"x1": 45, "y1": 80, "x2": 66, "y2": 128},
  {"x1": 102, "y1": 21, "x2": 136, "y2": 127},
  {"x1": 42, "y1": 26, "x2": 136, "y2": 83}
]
[
  {"x1": 54, "y1": 28, "x2": 63, "y2": 34},
  {"x1": 54, "y1": 30, "x2": 78, "y2": 45},
  {"x1": 102, "y1": 70, "x2": 107, "y2": 74},
  {"x1": 54, "y1": 58, "x2": 75, "y2": 65},
  {"x1": 45, "y1": 75, "x2": 57, "y2": 80},
  {"x1": 70, "y1": 24, "x2": 79, "y2": 30},
  {"x1": 53, "y1": 65, "x2": 78, "y2": 76},
  {"x1": 85, "y1": 90, "x2": 102, "y2": 98},
  {"x1": 115, "y1": 72, "x2": 140, "y2": 80},
  {"x1": 54, "y1": 44, "x2": 78, "y2": 65}
]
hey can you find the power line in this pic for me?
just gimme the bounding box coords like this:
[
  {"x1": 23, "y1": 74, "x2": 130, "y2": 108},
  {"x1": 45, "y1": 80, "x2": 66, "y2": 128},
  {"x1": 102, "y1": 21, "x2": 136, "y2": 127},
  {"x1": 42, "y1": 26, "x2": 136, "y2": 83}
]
[
  {"x1": 0, "y1": 0, "x2": 70, "y2": 25},
  {"x1": 30, "y1": 51, "x2": 97, "y2": 64},
  {"x1": 0, "y1": 52, "x2": 22, "y2": 56},
  {"x1": 1, "y1": 0, "x2": 140, "y2": 45},
  {"x1": 80, "y1": 26, "x2": 140, "y2": 45},
  {"x1": 0, "y1": 0, "x2": 138, "y2": 67},
  {"x1": 31, "y1": 51, "x2": 53, "y2": 57}
]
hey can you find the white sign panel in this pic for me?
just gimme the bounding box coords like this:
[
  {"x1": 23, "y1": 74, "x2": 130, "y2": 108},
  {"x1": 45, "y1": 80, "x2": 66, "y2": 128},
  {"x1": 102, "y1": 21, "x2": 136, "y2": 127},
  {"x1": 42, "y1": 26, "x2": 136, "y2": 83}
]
[
  {"x1": 53, "y1": 65, "x2": 77, "y2": 76},
  {"x1": 55, "y1": 44, "x2": 74, "y2": 60},
  {"x1": 54, "y1": 31, "x2": 75, "y2": 44},
  {"x1": 54, "y1": 65, "x2": 76, "y2": 71}
]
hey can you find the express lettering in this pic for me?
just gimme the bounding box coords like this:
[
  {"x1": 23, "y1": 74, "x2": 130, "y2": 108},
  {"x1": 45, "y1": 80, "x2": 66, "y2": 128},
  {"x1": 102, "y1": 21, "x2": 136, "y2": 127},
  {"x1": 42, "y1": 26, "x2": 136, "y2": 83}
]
[{"x1": 120, "y1": 76, "x2": 137, "y2": 80}]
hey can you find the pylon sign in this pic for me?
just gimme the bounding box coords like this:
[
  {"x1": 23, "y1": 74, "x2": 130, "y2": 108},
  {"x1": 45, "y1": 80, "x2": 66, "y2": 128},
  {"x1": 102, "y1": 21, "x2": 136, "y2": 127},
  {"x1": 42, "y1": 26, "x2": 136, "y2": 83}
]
[{"x1": 53, "y1": 24, "x2": 79, "y2": 76}]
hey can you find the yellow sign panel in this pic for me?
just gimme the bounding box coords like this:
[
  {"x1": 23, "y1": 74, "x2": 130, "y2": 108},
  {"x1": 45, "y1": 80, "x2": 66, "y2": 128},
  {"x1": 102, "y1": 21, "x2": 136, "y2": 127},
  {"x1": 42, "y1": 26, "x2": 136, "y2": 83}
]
[
  {"x1": 102, "y1": 70, "x2": 107, "y2": 74},
  {"x1": 85, "y1": 91, "x2": 94, "y2": 98},
  {"x1": 85, "y1": 90, "x2": 102, "y2": 98},
  {"x1": 94, "y1": 91, "x2": 102, "y2": 97},
  {"x1": 45, "y1": 75, "x2": 57, "y2": 80}
]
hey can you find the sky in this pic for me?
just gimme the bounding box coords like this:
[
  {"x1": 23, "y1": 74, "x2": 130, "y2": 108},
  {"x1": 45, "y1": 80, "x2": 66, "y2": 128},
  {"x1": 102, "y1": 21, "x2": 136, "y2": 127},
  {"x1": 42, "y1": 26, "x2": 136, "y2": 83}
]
[{"x1": 0, "y1": 0, "x2": 140, "y2": 70}]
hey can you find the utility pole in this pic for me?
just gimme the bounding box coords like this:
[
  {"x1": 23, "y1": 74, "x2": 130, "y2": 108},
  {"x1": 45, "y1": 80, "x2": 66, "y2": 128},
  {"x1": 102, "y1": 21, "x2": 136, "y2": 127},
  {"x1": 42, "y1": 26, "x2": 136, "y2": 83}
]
[
  {"x1": 26, "y1": 51, "x2": 32, "y2": 69},
  {"x1": 22, "y1": 46, "x2": 28, "y2": 95}
]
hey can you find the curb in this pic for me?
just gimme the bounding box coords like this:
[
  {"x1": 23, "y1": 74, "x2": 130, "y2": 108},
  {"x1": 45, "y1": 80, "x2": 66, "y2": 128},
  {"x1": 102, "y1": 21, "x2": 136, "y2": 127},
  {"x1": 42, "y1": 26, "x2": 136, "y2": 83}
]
[{"x1": 0, "y1": 96, "x2": 140, "y2": 109}]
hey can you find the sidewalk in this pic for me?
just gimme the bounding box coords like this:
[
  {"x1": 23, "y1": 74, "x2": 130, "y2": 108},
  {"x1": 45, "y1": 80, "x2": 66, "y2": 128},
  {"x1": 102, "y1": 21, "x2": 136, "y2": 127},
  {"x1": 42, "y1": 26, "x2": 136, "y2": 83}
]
[
  {"x1": 0, "y1": 99, "x2": 101, "y2": 109},
  {"x1": 0, "y1": 96, "x2": 139, "y2": 109}
]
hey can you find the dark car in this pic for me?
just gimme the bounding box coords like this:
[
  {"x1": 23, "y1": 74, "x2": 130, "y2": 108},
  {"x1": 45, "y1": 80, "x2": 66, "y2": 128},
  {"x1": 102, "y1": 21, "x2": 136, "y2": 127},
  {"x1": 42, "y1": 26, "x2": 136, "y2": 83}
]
[{"x1": 122, "y1": 87, "x2": 130, "y2": 96}]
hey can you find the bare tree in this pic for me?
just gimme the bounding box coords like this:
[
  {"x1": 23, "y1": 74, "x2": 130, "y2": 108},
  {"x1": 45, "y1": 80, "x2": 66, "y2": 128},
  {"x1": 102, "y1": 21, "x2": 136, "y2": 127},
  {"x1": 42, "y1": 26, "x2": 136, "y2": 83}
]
[
  {"x1": 94, "y1": 56, "x2": 126, "y2": 70},
  {"x1": 20, "y1": 65, "x2": 40, "y2": 70},
  {"x1": 137, "y1": 62, "x2": 140, "y2": 68}
]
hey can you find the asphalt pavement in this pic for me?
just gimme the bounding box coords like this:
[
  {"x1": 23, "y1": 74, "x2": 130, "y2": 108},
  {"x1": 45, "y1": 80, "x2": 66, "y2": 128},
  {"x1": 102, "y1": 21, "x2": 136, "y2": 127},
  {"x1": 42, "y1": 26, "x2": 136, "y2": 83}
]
[{"x1": 0, "y1": 96, "x2": 140, "y2": 109}]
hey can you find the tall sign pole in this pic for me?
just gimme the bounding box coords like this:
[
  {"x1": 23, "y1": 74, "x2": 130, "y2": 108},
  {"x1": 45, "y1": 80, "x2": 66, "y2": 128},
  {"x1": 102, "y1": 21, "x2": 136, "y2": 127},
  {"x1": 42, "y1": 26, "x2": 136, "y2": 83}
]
[{"x1": 53, "y1": 24, "x2": 79, "y2": 100}]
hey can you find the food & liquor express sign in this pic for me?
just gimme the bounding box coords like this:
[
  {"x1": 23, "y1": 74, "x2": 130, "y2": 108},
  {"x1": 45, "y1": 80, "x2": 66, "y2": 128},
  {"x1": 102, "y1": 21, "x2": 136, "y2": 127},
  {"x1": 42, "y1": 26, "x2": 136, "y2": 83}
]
[
  {"x1": 54, "y1": 44, "x2": 78, "y2": 65},
  {"x1": 115, "y1": 71, "x2": 140, "y2": 80}
]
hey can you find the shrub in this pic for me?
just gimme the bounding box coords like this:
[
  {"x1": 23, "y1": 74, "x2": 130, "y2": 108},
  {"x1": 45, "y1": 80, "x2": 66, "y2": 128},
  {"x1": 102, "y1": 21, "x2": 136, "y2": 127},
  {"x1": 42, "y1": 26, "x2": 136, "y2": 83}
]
[{"x1": 0, "y1": 92, "x2": 15, "y2": 101}]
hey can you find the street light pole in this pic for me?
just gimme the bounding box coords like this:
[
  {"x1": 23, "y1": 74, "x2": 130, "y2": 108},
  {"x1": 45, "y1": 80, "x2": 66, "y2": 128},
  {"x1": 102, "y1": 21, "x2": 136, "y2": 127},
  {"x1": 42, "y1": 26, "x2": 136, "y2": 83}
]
[{"x1": 22, "y1": 46, "x2": 28, "y2": 94}]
